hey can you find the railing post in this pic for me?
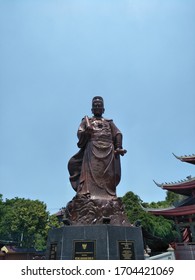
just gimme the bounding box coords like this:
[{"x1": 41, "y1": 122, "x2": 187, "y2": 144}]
[
  {"x1": 167, "y1": 245, "x2": 175, "y2": 260},
  {"x1": 144, "y1": 250, "x2": 150, "y2": 260}
]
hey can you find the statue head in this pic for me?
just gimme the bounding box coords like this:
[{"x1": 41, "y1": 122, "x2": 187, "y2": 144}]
[{"x1": 91, "y1": 96, "x2": 105, "y2": 117}]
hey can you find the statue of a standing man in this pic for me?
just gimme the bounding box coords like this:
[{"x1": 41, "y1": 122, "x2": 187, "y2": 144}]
[{"x1": 68, "y1": 96, "x2": 126, "y2": 200}]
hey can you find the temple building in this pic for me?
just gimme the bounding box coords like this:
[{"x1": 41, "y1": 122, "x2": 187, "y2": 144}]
[{"x1": 147, "y1": 154, "x2": 195, "y2": 243}]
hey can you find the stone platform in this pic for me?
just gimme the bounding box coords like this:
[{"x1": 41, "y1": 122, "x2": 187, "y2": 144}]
[{"x1": 46, "y1": 224, "x2": 145, "y2": 260}]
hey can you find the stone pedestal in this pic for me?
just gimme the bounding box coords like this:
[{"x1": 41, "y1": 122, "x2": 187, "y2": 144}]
[
  {"x1": 65, "y1": 196, "x2": 130, "y2": 225},
  {"x1": 46, "y1": 225, "x2": 145, "y2": 260}
]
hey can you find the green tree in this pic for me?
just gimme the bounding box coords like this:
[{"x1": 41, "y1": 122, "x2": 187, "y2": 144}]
[
  {"x1": 143, "y1": 191, "x2": 186, "y2": 209},
  {"x1": 165, "y1": 191, "x2": 186, "y2": 205},
  {"x1": 0, "y1": 194, "x2": 3, "y2": 216},
  {"x1": 122, "y1": 191, "x2": 178, "y2": 251},
  {"x1": 122, "y1": 191, "x2": 145, "y2": 223},
  {"x1": 0, "y1": 194, "x2": 6, "y2": 242},
  {"x1": 0, "y1": 197, "x2": 59, "y2": 250}
]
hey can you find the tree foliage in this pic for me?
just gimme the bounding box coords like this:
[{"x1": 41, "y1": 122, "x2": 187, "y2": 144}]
[
  {"x1": 165, "y1": 191, "x2": 186, "y2": 206},
  {"x1": 122, "y1": 191, "x2": 179, "y2": 251},
  {"x1": 0, "y1": 195, "x2": 59, "y2": 250},
  {"x1": 142, "y1": 191, "x2": 186, "y2": 209}
]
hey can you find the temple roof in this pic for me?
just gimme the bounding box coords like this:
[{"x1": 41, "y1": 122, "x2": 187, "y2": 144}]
[
  {"x1": 147, "y1": 152, "x2": 195, "y2": 220},
  {"x1": 146, "y1": 204, "x2": 195, "y2": 217},
  {"x1": 153, "y1": 176, "x2": 195, "y2": 196},
  {"x1": 1, "y1": 246, "x2": 37, "y2": 254},
  {"x1": 142, "y1": 196, "x2": 195, "y2": 219},
  {"x1": 173, "y1": 153, "x2": 195, "y2": 165}
]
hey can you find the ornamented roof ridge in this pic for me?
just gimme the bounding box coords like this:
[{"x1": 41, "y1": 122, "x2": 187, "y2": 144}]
[
  {"x1": 172, "y1": 153, "x2": 195, "y2": 164},
  {"x1": 153, "y1": 176, "x2": 195, "y2": 188}
]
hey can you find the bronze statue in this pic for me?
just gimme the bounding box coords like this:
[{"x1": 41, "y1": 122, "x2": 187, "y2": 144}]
[
  {"x1": 68, "y1": 96, "x2": 126, "y2": 200},
  {"x1": 66, "y1": 96, "x2": 128, "y2": 225}
]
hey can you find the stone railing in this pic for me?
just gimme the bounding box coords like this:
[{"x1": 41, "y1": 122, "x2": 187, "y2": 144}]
[{"x1": 145, "y1": 246, "x2": 175, "y2": 260}]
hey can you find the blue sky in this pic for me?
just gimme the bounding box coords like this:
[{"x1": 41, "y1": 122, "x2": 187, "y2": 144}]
[{"x1": 0, "y1": 0, "x2": 195, "y2": 214}]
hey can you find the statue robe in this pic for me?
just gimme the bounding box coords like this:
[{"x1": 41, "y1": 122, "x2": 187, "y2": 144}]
[{"x1": 68, "y1": 117, "x2": 122, "y2": 200}]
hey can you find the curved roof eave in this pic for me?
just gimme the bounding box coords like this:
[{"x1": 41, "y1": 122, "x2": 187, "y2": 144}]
[
  {"x1": 148, "y1": 204, "x2": 195, "y2": 217},
  {"x1": 173, "y1": 153, "x2": 195, "y2": 165}
]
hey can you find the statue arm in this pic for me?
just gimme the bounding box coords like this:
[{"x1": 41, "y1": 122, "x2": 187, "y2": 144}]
[
  {"x1": 77, "y1": 117, "x2": 92, "y2": 148},
  {"x1": 110, "y1": 121, "x2": 127, "y2": 156}
]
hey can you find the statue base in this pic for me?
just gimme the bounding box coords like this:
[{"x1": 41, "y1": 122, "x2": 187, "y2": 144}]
[
  {"x1": 46, "y1": 225, "x2": 145, "y2": 260},
  {"x1": 65, "y1": 195, "x2": 130, "y2": 225}
]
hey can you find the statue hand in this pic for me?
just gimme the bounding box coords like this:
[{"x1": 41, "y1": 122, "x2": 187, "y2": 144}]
[{"x1": 115, "y1": 148, "x2": 127, "y2": 156}]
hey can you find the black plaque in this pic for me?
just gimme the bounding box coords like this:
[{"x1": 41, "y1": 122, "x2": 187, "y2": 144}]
[
  {"x1": 118, "y1": 241, "x2": 135, "y2": 260},
  {"x1": 49, "y1": 243, "x2": 57, "y2": 260},
  {"x1": 73, "y1": 240, "x2": 96, "y2": 260}
]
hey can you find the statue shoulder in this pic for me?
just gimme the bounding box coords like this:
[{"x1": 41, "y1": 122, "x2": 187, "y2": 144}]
[
  {"x1": 103, "y1": 118, "x2": 113, "y2": 122},
  {"x1": 81, "y1": 116, "x2": 93, "y2": 120}
]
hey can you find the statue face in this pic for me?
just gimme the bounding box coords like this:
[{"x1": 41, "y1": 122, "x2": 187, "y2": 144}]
[{"x1": 92, "y1": 100, "x2": 104, "y2": 117}]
